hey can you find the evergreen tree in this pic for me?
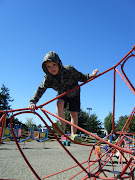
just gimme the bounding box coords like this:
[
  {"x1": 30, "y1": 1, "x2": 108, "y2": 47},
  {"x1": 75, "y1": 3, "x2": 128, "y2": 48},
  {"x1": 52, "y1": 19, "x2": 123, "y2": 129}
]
[
  {"x1": 0, "y1": 84, "x2": 13, "y2": 112},
  {"x1": 88, "y1": 114, "x2": 102, "y2": 134},
  {"x1": 104, "y1": 112, "x2": 113, "y2": 134},
  {"x1": 64, "y1": 106, "x2": 102, "y2": 134},
  {"x1": 78, "y1": 109, "x2": 89, "y2": 132},
  {"x1": 0, "y1": 84, "x2": 27, "y2": 130},
  {"x1": 0, "y1": 84, "x2": 13, "y2": 125},
  {"x1": 115, "y1": 115, "x2": 135, "y2": 132}
]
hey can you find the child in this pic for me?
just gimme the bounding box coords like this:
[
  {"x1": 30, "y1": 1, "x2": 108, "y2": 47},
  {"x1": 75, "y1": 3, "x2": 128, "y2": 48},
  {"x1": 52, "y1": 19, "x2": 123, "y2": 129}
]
[
  {"x1": 95, "y1": 143, "x2": 101, "y2": 158},
  {"x1": 103, "y1": 143, "x2": 109, "y2": 157},
  {"x1": 28, "y1": 51, "x2": 98, "y2": 140}
]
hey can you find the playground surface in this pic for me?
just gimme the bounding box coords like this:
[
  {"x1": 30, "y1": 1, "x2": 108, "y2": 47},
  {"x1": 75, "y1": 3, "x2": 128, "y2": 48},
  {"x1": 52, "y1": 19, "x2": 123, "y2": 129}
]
[{"x1": 0, "y1": 140, "x2": 125, "y2": 180}]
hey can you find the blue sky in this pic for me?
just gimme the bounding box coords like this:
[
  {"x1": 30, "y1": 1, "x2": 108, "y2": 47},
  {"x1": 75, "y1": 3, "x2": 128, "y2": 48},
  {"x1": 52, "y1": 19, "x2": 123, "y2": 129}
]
[{"x1": 0, "y1": 0, "x2": 135, "y2": 127}]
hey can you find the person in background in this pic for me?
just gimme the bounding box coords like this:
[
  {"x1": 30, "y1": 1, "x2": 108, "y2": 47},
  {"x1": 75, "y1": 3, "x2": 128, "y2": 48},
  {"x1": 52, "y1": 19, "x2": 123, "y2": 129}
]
[{"x1": 95, "y1": 142, "x2": 101, "y2": 158}]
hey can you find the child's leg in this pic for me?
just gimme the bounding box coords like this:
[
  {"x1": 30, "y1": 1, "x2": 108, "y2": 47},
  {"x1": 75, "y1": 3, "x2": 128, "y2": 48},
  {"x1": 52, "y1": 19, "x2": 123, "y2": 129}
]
[
  {"x1": 56, "y1": 99, "x2": 66, "y2": 130},
  {"x1": 70, "y1": 111, "x2": 78, "y2": 136}
]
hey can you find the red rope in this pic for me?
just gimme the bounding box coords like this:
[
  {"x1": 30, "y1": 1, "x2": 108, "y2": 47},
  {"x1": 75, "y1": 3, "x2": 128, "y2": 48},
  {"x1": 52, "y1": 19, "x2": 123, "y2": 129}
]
[
  {"x1": 115, "y1": 68, "x2": 135, "y2": 95},
  {"x1": 121, "y1": 54, "x2": 135, "y2": 91}
]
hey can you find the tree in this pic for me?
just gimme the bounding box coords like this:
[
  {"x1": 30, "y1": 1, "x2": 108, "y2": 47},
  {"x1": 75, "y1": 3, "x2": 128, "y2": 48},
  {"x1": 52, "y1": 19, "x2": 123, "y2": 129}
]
[
  {"x1": 88, "y1": 114, "x2": 102, "y2": 134},
  {"x1": 38, "y1": 124, "x2": 42, "y2": 128},
  {"x1": 78, "y1": 109, "x2": 89, "y2": 132},
  {"x1": 115, "y1": 115, "x2": 135, "y2": 132},
  {"x1": 0, "y1": 84, "x2": 13, "y2": 112},
  {"x1": 0, "y1": 84, "x2": 14, "y2": 126},
  {"x1": 129, "y1": 115, "x2": 135, "y2": 132},
  {"x1": 0, "y1": 84, "x2": 27, "y2": 130},
  {"x1": 11, "y1": 117, "x2": 28, "y2": 131},
  {"x1": 104, "y1": 112, "x2": 113, "y2": 134},
  {"x1": 25, "y1": 117, "x2": 36, "y2": 128},
  {"x1": 64, "y1": 106, "x2": 103, "y2": 134}
]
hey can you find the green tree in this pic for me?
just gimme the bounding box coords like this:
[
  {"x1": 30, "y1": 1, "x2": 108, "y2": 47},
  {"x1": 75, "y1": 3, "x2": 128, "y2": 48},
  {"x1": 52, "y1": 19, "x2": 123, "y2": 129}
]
[
  {"x1": 0, "y1": 84, "x2": 27, "y2": 130},
  {"x1": 12, "y1": 117, "x2": 28, "y2": 131},
  {"x1": 115, "y1": 115, "x2": 135, "y2": 132},
  {"x1": 64, "y1": 106, "x2": 102, "y2": 134},
  {"x1": 104, "y1": 112, "x2": 113, "y2": 134},
  {"x1": 64, "y1": 107, "x2": 89, "y2": 133},
  {"x1": 38, "y1": 124, "x2": 42, "y2": 128},
  {"x1": 129, "y1": 115, "x2": 135, "y2": 132},
  {"x1": 0, "y1": 84, "x2": 13, "y2": 126},
  {"x1": 88, "y1": 114, "x2": 102, "y2": 134},
  {"x1": 78, "y1": 109, "x2": 89, "y2": 132},
  {"x1": 0, "y1": 84, "x2": 13, "y2": 113},
  {"x1": 25, "y1": 117, "x2": 36, "y2": 128}
]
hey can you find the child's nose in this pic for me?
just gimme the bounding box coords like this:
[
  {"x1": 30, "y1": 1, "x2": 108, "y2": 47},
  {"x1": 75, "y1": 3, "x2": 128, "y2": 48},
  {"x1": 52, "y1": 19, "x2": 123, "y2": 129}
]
[{"x1": 50, "y1": 66, "x2": 54, "y2": 69}]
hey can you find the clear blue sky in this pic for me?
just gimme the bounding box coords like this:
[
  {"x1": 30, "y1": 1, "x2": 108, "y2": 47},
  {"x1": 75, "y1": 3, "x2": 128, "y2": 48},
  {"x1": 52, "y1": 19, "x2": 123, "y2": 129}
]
[{"x1": 0, "y1": 0, "x2": 135, "y2": 127}]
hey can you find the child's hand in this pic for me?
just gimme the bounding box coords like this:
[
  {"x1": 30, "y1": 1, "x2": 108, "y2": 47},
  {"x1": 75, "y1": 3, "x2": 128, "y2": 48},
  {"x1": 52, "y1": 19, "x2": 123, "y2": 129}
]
[
  {"x1": 28, "y1": 104, "x2": 36, "y2": 111},
  {"x1": 92, "y1": 69, "x2": 98, "y2": 77}
]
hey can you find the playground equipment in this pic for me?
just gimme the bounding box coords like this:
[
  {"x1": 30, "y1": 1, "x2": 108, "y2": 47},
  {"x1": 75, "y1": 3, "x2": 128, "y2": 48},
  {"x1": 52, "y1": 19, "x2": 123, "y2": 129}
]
[
  {"x1": 1, "y1": 123, "x2": 22, "y2": 142},
  {"x1": 0, "y1": 45, "x2": 135, "y2": 179},
  {"x1": 1, "y1": 127, "x2": 11, "y2": 142},
  {"x1": 61, "y1": 134, "x2": 71, "y2": 146},
  {"x1": 19, "y1": 126, "x2": 50, "y2": 148}
]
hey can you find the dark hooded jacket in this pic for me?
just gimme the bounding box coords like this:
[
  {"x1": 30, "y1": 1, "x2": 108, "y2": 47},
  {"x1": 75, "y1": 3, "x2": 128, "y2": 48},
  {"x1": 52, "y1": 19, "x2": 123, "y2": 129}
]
[{"x1": 30, "y1": 51, "x2": 93, "y2": 104}]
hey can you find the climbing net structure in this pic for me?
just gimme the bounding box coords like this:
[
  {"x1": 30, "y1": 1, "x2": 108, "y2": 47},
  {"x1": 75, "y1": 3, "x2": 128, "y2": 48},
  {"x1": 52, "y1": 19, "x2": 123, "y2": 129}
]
[{"x1": 0, "y1": 45, "x2": 135, "y2": 180}]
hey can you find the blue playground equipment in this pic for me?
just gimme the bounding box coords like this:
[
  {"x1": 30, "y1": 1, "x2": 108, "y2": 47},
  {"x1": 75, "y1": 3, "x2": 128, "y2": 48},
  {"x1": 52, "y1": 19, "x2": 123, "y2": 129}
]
[
  {"x1": 2, "y1": 123, "x2": 22, "y2": 142},
  {"x1": 19, "y1": 126, "x2": 50, "y2": 148}
]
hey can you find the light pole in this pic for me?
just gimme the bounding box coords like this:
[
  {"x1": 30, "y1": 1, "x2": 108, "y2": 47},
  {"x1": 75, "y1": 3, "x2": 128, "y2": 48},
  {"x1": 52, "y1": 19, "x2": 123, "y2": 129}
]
[{"x1": 87, "y1": 108, "x2": 92, "y2": 117}]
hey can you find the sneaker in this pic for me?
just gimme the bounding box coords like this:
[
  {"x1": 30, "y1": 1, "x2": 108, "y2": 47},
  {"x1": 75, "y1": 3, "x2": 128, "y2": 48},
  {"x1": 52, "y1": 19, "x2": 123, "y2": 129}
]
[
  {"x1": 71, "y1": 134, "x2": 82, "y2": 143},
  {"x1": 52, "y1": 121, "x2": 65, "y2": 135}
]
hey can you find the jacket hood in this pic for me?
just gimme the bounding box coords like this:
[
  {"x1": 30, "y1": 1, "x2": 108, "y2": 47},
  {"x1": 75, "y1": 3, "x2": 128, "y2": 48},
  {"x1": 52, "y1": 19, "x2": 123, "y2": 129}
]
[{"x1": 42, "y1": 51, "x2": 62, "y2": 74}]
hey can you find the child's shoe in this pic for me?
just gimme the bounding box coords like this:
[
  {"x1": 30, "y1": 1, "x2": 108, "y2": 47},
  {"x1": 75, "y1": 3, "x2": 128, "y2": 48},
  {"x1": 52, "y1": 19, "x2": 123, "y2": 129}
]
[
  {"x1": 52, "y1": 121, "x2": 65, "y2": 135},
  {"x1": 71, "y1": 134, "x2": 82, "y2": 143}
]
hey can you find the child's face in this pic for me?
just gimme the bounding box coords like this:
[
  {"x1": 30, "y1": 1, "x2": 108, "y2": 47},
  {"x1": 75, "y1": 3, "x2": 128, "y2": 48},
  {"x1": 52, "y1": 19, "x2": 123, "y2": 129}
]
[{"x1": 45, "y1": 61, "x2": 59, "y2": 75}]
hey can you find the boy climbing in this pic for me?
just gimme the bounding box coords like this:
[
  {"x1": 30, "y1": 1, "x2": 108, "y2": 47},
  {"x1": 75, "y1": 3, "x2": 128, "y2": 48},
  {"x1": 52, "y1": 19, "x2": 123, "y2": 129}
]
[{"x1": 28, "y1": 51, "x2": 98, "y2": 140}]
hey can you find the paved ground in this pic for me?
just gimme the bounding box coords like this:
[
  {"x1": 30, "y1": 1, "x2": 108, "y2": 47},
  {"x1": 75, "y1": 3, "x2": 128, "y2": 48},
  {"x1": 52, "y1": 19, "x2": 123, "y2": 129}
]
[{"x1": 0, "y1": 140, "x2": 133, "y2": 180}]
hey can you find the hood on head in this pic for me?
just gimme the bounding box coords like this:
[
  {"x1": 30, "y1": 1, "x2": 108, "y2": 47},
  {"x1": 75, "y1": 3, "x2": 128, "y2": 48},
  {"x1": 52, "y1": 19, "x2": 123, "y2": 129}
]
[{"x1": 42, "y1": 51, "x2": 62, "y2": 74}]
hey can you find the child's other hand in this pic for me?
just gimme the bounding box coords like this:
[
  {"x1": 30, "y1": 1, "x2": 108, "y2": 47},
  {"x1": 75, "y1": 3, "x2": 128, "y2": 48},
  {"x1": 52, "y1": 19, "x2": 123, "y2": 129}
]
[
  {"x1": 28, "y1": 104, "x2": 36, "y2": 111},
  {"x1": 92, "y1": 69, "x2": 98, "y2": 77}
]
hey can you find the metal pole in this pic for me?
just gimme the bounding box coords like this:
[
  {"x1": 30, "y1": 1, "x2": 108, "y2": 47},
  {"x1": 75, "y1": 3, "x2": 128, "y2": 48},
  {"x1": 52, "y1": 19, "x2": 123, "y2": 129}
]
[{"x1": 87, "y1": 108, "x2": 92, "y2": 117}]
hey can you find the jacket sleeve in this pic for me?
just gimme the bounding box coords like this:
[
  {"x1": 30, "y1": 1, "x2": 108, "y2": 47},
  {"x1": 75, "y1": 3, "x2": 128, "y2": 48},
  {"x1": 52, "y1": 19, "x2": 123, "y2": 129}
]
[
  {"x1": 71, "y1": 66, "x2": 93, "y2": 82},
  {"x1": 30, "y1": 77, "x2": 47, "y2": 105}
]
